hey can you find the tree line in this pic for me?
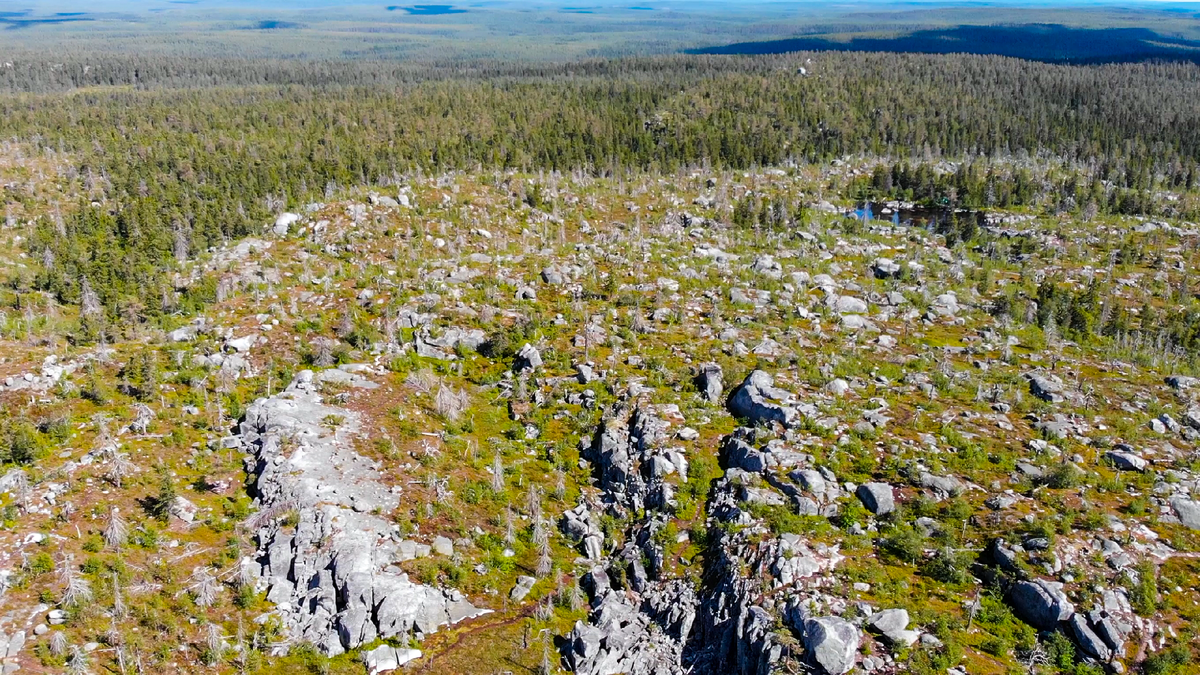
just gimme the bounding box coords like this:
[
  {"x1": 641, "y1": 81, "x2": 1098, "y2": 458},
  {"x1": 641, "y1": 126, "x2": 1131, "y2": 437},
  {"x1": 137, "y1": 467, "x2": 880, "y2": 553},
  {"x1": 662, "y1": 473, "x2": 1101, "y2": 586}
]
[{"x1": 2, "y1": 50, "x2": 1200, "y2": 326}]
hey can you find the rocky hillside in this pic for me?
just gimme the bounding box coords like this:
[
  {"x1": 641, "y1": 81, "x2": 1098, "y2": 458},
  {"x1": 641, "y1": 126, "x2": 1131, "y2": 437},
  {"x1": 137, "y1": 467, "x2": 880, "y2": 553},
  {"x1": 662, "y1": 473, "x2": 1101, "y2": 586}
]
[{"x1": 0, "y1": 162, "x2": 1196, "y2": 675}]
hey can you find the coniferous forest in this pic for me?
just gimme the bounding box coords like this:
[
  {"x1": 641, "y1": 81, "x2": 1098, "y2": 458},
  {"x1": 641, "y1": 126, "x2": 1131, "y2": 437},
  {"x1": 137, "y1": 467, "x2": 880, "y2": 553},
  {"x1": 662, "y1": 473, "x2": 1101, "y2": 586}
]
[{"x1": 4, "y1": 53, "x2": 1200, "y2": 321}]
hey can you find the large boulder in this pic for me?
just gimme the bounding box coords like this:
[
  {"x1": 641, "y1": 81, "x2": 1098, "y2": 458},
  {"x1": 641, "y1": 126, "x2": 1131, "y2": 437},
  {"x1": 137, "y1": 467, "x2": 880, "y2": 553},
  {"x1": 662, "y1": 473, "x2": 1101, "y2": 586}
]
[
  {"x1": 1009, "y1": 579, "x2": 1075, "y2": 630},
  {"x1": 1166, "y1": 375, "x2": 1198, "y2": 390},
  {"x1": 856, "y1": 482, "x2": 895, "y2": 515},
  {"x1": 871, "y1": 258, "x2": 902, "y2": 280},
  {"x1": 802, "y1": 617, "x2": 860, "y2": 675},
  {"x1": 865, "y1": 608, "x2": 909, "y2": 636},
  {"x1": 1069, "y1": 614, "x2": 1111, "y2": 662},
  {"x1": 918, "y1": 472, "x2": 962, "y2": 495},
  {"x1": 273, "y1": 212, "x2": 300, "y2": 236},
  {"x1": 930, "y1": 292, "x2": 959, "y2": 317},
  {"x1": 363, "y1": 645, "x2": 422, "y2": 674},
  {"x1": 696, "y1": 363, "x2": 724, "y2": 404},
  {"x1": 726, "y1": 370, "x2": 798, "y2": 428},
  {"x1": 865, "y1": 608, "x2": 918, "y2": 645},
  {"x1": 1028, "y1": 374, "x2": 1065, "y2": 403},
  {"x1": 514, "y1": 343, "x2": 542, "y2": 372},
  {"x1": 1105, "y1": 450, "x2": 1147, "y2": 472},
  {"x1": 833, "y1": 295, "x2": 868, "y2": 314},
  {"x1": 510, "y1": 575, "x2": 537, "y2": 602},
  {"x1": 1170, "y1": 495, "x2": 1200, "y2": 529}
]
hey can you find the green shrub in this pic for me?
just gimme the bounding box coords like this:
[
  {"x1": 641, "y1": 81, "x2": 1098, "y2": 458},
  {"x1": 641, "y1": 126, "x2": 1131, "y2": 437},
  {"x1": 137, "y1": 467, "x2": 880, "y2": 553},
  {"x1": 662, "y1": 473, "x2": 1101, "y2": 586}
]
[
  {"x1": 880, "y1": 525, "x2": 926, "y2": 565},
  {"x1": 920, "y1": 547, "x2": 971, "y2": 585},
  {"x1": 1143, "y1": 645, "x2": 1194, "y2": 675},
  {"x1": 2, "y1": 420, "x2": 47, "y2": 465},
  {"x1": 27, "y1": 551, "x2": 54, "y2": 575},
  {"x1": 1128, "y1": 562, "x2": 1160, "y2": 616},
  {"x1": 1044, "y1": 462, "x2": 1083, "y2": 489}
]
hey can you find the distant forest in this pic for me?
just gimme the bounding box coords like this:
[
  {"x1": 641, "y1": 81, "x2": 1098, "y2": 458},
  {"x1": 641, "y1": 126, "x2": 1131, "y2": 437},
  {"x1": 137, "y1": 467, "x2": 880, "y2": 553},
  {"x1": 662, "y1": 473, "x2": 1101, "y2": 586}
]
[
  {"x1": 1, "y1": 51, "x2": 1198, "y2": 325},
  {"x1": 694, "y1": 24, "x2": 1200, "y2": 65}
]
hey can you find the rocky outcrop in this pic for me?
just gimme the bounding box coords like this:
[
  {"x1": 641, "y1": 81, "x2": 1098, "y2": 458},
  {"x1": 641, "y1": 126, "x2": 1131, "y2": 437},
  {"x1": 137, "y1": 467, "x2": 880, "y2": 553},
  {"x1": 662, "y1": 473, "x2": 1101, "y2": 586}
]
[
  {"x1": 567, "y1": 378, "x2": 847, "y2": 675},
  {"x1": 684, "y1": 523, "x2": 803, "y2": 675},
  {"x1": 1068, "y1": 614, "x2": 1111, "y2": 662},
  {"x1": 560, "y1": 503, "x2": 604, "y2": 561},
  {"x1": 566, "y1": 581, "x2": 697, "y2": 675},
  {"x1": 801, "y1": 617, "x2": 860, "y2": 675},
  {"x1": 726, "y1": 370, "x2": 799, "y2": 428},
  {"x1": 1009, "y1": 579, "x2": 1074, "y2": 630},
  {"x1": 566, "y1": 395, "x2": 701, "y2": 674},
  {"x1": 582, "y1": 403, "x2": 686, "y2": 513},
  {"x1": 241, "y1": 370, "x2": 487, "y2": 656},
  {"x1": 685, "y1": 405, "x2": 847, "y2": 675},
  {"x1": 989, "y1": 541, "x2": 1139, "y2": 666}
]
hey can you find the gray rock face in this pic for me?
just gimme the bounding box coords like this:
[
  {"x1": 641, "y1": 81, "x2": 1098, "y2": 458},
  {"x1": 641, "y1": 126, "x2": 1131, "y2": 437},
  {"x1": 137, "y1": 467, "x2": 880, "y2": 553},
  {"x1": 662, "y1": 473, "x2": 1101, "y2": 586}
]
[
  {"x1": 0, "y1": 631, "x2": 23, "y2": 661},
  {"x1": 1166, "y1": 375, "x2": 1198, "y2": 390},
  {"x1": 930, "y1": 292, "x2": 959, "y2": 317},
  {"x1": 918, "y1": 472, "x2": 962, "y2": 495},
  {"x1": 865, "y1": 608, "x2": 909, "y2": 637},
  {"x1": 242, "y1": 371, "x2": 488, "y2": 655},
  {"x1": 686, "y1": 526, "x2": 797, "y2": 675},
  {"x1": 1087, "y1": 608, "x2": 1131, "y2": 656},
  {"x1": 1069, "y1": 614, "x2": 1111, "y2": 662},
  {"x1": 1105, "y1": 451, "x2": 1147, "y2": 472},
  {"x1": 566, "y1": 401, "x2": 701, "y2": 675},
  {"x1": 510, "y1": 575, "x2": 536, "y2": 602},
  {"x1": 856, "y1": 482, "x2": 895, "y2": 515},
  {"x1": 432, "y1": 536, "x2": 454, "y2": 557},
  {"x1": 752, "y1": 254, "x2": 783, "y2": 279},
  {"x1": 696, "y1": 363, "x2": 724, "y2": 403},
  {"x1": 1028, "y1": 374, "x2": 1065, "y2": 403},
  {"x1": 825, "y1": 378, "x2": 850, "y2": 397},
  {"x1": 871, "y1": 258, "x2": 902, "y2": 279},
  {"x1": 1009, "y1": 579, "x2": 1075, "y2": 630},
  {"x1": 802, "y1": 617, "x2": 860, "y2": 675},
  {"x1": 414, "y1": 335, "x2": 454, "y2": 360},
  {"x1": 363, "y1": 644, "x2": 422, "y2": 674},
  {"x1": 833, "y1": 295, "x2": 868, "y2": 314},
  {"x1": 565, "y1": 581, "x2": 696, "y2": 675},
  {"x1": 560, "y1": 503, "x2": 604, "y2": 560},
  {"x1": 576, "y1": 363, "x2": 599, "y2": 384},
  {"x1": 726, "y1": 370, "x2": 798, "y2": 428},
  {"x1": 584, "y1": 403, "x2": 678, "y2": 512},
  {"x1": 420, "y1": 326, "x2": 487, "y2": 352},
  {"x1": 1170, "y1": 496, "x2": 1200, "y2": 529},
  {"x1": 514, "y1": 343, "x2": 542, "y2": 372}
]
